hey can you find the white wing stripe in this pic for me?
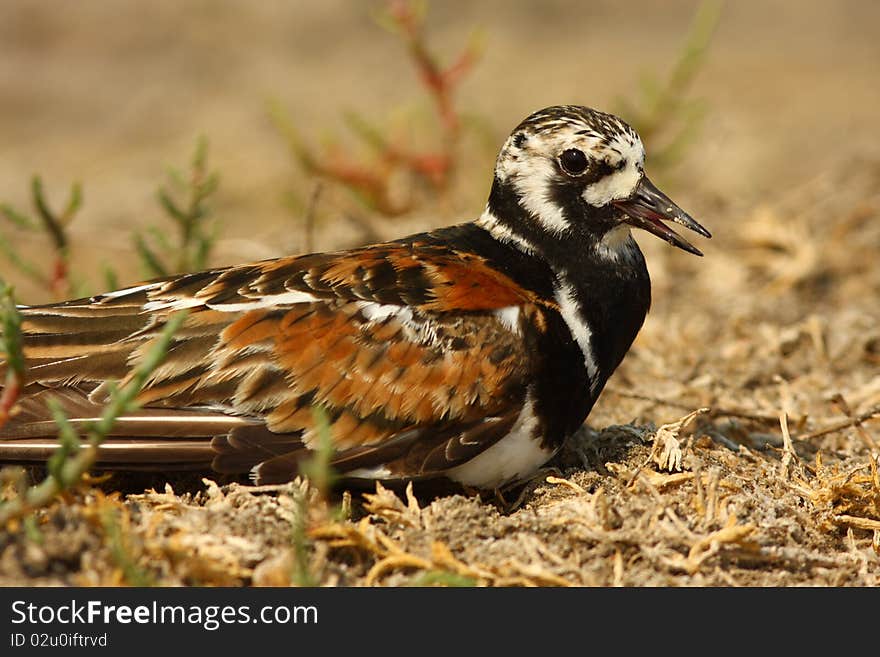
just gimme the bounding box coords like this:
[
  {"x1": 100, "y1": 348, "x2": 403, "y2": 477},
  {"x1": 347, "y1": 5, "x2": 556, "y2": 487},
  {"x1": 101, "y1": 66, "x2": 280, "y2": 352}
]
[{"x1": 142, "y1": 290, "x2": 320, "y2": 313}]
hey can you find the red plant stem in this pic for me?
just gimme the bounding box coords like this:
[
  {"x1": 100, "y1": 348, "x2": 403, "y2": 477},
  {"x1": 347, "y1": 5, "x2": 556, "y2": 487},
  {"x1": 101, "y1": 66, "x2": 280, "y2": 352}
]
[
  {"x1": 0, "y1": 372, "x2": 22, "y2": 431},
  {"x1": 312, "y1": 159, "x2": 409, "y2": 216},
  {"x1": 49, "y1": 256, "x2": 68, "y2": 299},
  {"x1": 379, "y1": 142, "x2": 452, "y2": 188},
  {"x1": 411, "y1": 47, "x2": 459, "y2": 136},
  {"x1": 403, "y1": 152, "x2": 452, "y2": 188},
  {"x1": 388, "y1": 0, "x2": 465, "y2": 137},
  {"x1": 296, "y1": 1, "x2": 474, "y2": 212}
]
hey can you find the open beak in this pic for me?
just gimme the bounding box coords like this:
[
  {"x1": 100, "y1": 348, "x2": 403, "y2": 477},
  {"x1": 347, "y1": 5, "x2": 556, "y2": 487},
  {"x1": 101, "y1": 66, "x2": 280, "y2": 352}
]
[{"x1": 612, "y1": 176, "x2": 711, "y2": 256}]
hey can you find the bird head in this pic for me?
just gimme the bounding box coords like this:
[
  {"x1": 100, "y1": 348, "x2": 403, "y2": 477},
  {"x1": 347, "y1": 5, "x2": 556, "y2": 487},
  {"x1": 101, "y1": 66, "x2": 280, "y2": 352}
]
[{"x1": 487, "y1": 105, "x2": 711, "y2": 256}]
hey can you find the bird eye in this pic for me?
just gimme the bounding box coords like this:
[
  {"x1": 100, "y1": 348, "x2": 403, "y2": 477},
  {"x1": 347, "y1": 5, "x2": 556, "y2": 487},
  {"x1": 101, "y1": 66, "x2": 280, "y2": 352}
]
[{"x1": 559, "y1": 149, "x2": 588, "y2": 175}]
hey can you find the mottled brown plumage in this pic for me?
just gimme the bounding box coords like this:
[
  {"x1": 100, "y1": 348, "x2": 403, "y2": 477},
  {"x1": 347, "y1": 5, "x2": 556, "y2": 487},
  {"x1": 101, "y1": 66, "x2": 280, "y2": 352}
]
[
  {"x1": 3, "y1": 237, "x2": 546, "y2": 483},
  {"x1": 0, "y1": 105, "x2": 710, "y2": 488}
]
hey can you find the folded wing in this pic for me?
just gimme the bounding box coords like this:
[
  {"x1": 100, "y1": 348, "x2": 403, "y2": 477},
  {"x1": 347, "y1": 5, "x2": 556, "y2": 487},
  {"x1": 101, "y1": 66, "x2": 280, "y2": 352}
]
[{"x1": 1, "y1": 239, "x2": 549, "y2": 483}]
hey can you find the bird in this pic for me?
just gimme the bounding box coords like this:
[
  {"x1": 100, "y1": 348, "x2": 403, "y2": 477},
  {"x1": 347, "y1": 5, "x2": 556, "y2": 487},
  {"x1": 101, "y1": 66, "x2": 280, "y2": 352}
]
[{"x1": 0, "y1": 105, "x2": 710, "y2": 490}]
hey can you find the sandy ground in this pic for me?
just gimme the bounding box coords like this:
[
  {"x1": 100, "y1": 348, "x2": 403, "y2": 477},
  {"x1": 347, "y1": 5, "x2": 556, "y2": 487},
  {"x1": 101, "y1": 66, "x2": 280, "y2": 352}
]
[{"x1": 0, "y1": 1, "x2": 878, "y2": 586}]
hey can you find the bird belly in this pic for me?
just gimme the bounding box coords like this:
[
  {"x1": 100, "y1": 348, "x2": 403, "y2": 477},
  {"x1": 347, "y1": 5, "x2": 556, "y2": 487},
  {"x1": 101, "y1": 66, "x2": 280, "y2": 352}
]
[{"x1": 445, "y1": 398, "x2": 554, "y2": 488}]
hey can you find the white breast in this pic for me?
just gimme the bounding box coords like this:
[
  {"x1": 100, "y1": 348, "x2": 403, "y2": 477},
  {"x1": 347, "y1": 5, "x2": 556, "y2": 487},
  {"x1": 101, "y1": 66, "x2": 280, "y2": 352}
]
[{"x1": 447, "y1": 397, "x2": 555, "y2": 488}]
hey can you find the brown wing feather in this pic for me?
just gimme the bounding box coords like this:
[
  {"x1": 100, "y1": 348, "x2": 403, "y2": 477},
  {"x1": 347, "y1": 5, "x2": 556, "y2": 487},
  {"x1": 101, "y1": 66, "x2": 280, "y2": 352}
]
[{"x1": 1, "y1": 234, "x2": 547, "y2": 483}]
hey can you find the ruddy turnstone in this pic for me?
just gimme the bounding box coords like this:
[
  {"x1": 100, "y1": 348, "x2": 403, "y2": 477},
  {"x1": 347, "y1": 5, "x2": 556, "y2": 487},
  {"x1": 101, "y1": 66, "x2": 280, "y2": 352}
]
[{"x1": 0, "y1": 105, "x2": 710, "y2": 489}]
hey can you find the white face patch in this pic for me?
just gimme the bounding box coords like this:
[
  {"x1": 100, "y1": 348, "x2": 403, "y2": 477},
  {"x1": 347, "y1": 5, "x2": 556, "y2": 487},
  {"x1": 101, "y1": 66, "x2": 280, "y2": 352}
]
[
  {"x1": 504, "y1": 156, "x2": 571, "y2": 234},
  {"x1": 580, "y1": 137, "x2": 645, "y2": 207},
  {"x1": 494, "y1": 113, "x2": 647, "y2": 232}
]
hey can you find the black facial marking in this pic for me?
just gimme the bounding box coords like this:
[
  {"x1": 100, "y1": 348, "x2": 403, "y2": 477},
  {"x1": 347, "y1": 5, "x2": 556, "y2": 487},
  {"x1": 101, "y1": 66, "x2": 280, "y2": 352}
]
[
  {"x1": 512, "y1": 133, "x2": 526, "y2": 149},
  {"x1": 594, "y1": 160, "x2": 616, "y2": 179}
]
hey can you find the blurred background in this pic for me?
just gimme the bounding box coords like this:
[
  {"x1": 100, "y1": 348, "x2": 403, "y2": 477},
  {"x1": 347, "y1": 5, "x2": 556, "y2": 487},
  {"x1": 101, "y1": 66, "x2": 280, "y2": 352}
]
[{"x1": 1, "y1": 0, "x2": 878, "y2": 303}]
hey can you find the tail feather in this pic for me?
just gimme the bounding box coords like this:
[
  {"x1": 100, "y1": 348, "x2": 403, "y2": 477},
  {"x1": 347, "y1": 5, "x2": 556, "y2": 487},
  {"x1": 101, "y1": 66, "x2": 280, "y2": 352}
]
[
  {"x1": 211, "y1": 425, "x2": 306, "y2": 475},
  {"x1": 7, "y1": 300, "x2": 150, "y2": 386},
  {"x1": 1, "y1": 291, "x2": 265, "y2": 476},
  {"x1": 0, "y1": 437, "x2": 216, "y2": 470},
  {"x1": 0, "y1": 384, "x2": 261, "y2": 471},
  {"x1": 24, "y1": 351, "x2": 134, "y2": 386}
]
